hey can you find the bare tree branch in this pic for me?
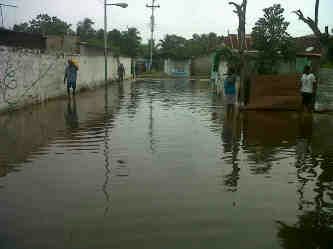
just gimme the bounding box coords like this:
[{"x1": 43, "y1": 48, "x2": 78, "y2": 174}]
[
  {"x1": 228, "y1": 0, "x2": 248, "y2": 105},
  {"x1": 229, "y1": 2, "x2": 242, "y2": 14},
  {"x1": 293, "y1": 9, "x2": 321, "y2": 38}
]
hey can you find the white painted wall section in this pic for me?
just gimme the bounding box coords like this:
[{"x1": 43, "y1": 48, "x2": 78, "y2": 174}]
[{"x1": 0, "y1": 46, "x2": 132, "y2": 112}]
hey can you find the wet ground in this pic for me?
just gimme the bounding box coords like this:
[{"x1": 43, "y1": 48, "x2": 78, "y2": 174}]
[{"x1": 0, "y1": 79, "x2": 333, "y2": 249}]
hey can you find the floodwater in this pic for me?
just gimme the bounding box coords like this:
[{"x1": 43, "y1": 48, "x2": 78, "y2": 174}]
[{"x1": 0, "y1": 79, "x2": 333, "y2": 249}]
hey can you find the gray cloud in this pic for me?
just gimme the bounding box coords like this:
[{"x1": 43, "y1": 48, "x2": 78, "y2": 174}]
[{"x1": 3, "y1": 0, "x2": 333, "y2": 42}]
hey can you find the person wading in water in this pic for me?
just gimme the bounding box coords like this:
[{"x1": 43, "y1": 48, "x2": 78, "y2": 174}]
[
  {"x1": 64, "y1": 59, "x2": 79, "y2": 97},
  {"x1": 117, "y1": 63, "x2": 125, "y2": 83},
  {"x1": 300, "y1": 65, "x2": 316, "y2": 113},
  {"x1": 224, "y1": 67, "x2": 237, "y2": 117}
]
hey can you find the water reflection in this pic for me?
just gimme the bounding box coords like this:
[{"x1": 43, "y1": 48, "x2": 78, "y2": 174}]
[
  {"x1": 217, "y1": 107, "x2": 333, "y2": 247},
  {"x1": 277, "y1": 115, "x2": 333, "y2": 249},
  {"x1": 0, "y1": 80, "x2": 332, "y2": 249},
  {"x1": 277, "y1": 211, "x2": 333, "y2": 249},
  {"x1": 102, "y1": 83, "x2": 111, "y2": 217},
  {"x1": 221, "y1": 109, "x2": 241, "y2": 192},
  {"x1": 65, "y1": 97, "x2": 79, "y2": 130}
]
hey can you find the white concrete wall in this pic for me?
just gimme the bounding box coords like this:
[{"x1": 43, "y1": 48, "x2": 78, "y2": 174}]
[{"x1": 0, "y1": 46, "x2": 131, "y2": 112}]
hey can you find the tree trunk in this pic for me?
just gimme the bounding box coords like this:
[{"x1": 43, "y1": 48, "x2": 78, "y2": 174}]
[
  {"x1": 294, "y1": 1, "x2": 330, "y2": 63},
  {"x1": 229, "y1": 0, "x2": 247, "y2": 106},
  {"x1": 239, "y1": 1, "x2": 247, "y2": 106},
  {"x1": 315, "y1": 0, "x2": 319, "y2": 26}
]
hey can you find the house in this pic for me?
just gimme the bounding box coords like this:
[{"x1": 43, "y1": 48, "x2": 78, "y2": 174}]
[
  {"x1": 164, "y1": 59, "x2": 191, "y2": 77},
  {"x1": 0, "y1": 28, "x2": 46, "y2": 50},
  {"x1": 46, "y1": 35, "x2": 79, "y2": 54},
  {"x1": 294, "y1": 35, "x2": 322, "y2": 73},
  {"x1": 222, "y1": 34, "x2": 253, "y2": 51}
]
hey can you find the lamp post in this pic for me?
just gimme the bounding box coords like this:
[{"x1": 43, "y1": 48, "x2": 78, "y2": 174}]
[{"x1": 104, "y1": 1, "x2": 128, "y2": 83}]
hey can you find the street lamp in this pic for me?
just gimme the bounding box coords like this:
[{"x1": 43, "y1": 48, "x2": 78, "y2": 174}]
[{"x1": 104, "y1": 1, "x2": 128, "y2": 83}]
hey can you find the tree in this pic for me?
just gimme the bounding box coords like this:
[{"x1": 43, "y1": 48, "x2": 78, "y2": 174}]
[
  {"x1": 107, "y1": 29, "x2": 122, "y2": 57},
  {"x1": 229, "y1": 0, "x2": 247, "y2": 53},
  {"x1": 119, "y1": 28, "x2": 142, "y2": 58},
  {"x1": 252, "y1": 4, "x2": 295, "y2": 74},
  {"x1": 13, "y1": 14, "x2": 73, "y2": 35},
  {"x1": 13, "y1": 22, "x2": 29, "y2": 32},
  {"x1": 108, "y1": 29, "x2": 122, "y2": 48},
  {"x1": 294, "y1": 0, "x2": 321, "y2": 39},
  {"x1": 229, "y1": 0, "x2": 247, "y2": 105},
  {"x1": 96, "y1": 29, "x2": 104, "y2": 40},
  {"x1": 293, "y1": 0, "x2": 330, "y2": 62},
  {"x1": 187, "y1": 33, "x2": 223, "y2": 57},
  {"x1": 76, "y1": 18, "x2": 96, "y2": 41},
  {"x1": 159, "y1": 34, "x2": 190, "y2": 60}
]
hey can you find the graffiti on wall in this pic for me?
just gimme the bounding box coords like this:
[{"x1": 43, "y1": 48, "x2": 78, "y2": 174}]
[
  {"x1": 0, "y1": 47, "x2": 19, "y2": 105},
  {"x1": 0, "y1": 46, "x2": 59, "y2": 108}
]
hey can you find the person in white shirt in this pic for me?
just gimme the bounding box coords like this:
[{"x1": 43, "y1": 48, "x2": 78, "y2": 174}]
[{"x1": 300, "y1": 65, "x2": 316, "y2": 112}]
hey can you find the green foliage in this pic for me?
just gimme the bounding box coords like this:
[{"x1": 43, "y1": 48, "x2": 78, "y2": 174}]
[
  {"x1": 252, "y1": 4, "x2": 296, "y2": 74},
  {"x1": 138, "y1": 41, "x2": 157, "y2": 59},
  {"x1": 74, "y1": 16, "x2": 142, "y2": 58},
  {"x1": 13, "y1": 14, "x2": 73, "y2": 35},
  {"x1": 108, "y1": 29, "x2": 122, "y2": 57},
  {"x1": 158, "y1": 33, "x2": 223, "y2": 60},
  {"x1": 13, "y1": 22, "x2": 29, "y2": 32},
  {"x1": 13, "y1": 13, "x2": 226, "y2": 60},
  {"x1": 212, "y1": 46, "x2": 241, "y2": 72},
  {"x1": 187, "y1": 33, "x2": 223, "y2": 57},
  {"x1": 158, "y1": 35, "x2": 189, "y2": 59},
  {"x1": 120, "y1": 28, "x2": 142, "y2": 58},
  {"x1": 108, "y1": 29, "x2": 122, "y2": 48},
  {"x1": 76, "y1": 18, "x2": 96, "y2": 41}
]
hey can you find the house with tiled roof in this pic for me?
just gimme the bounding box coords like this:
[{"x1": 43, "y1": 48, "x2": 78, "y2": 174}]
[
  {"x1": 222, "y1": 34, "x2": 254, "y2": 51},
  {"x1": 293, "y1": 35, "x2": 322, "y2": 73}
]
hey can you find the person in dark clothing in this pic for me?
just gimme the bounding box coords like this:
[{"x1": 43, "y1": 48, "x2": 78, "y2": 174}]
[
  {"x1": 117, "y1": 63, "x2": 125, "y2": 82},
  {"x1": 65, "y1": 97, "x2": 79, "y2": 130},
  {"x1": 64, "y1": 60, "x2": 79, "y2": 97}
]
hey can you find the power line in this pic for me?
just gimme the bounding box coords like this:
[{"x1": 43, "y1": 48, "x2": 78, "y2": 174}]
[{"x1": 0, "y1": 2, "x2": 18, "y2": 27}]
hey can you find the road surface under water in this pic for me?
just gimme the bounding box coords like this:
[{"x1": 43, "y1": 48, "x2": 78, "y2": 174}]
[{"x1": 0, "y1": 79, "x2": 333, "y2": 249}]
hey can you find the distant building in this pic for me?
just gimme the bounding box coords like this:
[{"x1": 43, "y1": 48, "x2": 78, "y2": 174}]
[
  {"x1": 0, "y1": 28, "x2": 79, "y2": 54},
  {"x1": 46, "y1": 35, "x2": 79, "y2": 54},
  {"x1": 0, "y1": 28, "x2": 46, "y2": 50},
  {"x1": 222, "y1": 34, "x2": 254, "y2": 51},
  {"x1": 164, "y1": 59, "x2": 191, "y2": 77},
  {"x1": 294, "y1": 35, "x2": 322, "y2": 73}
]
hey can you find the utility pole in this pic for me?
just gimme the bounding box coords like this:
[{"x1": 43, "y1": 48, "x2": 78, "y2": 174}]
[
  {"x1": 104, "y1": 0, "x2": 108, "y2": 83},
  {"x1": 146, "y1": 0, "x2": 160, "y2": 71},
  {"x1": 0, "y1": 2, "x2": 17, "y2": 27}
]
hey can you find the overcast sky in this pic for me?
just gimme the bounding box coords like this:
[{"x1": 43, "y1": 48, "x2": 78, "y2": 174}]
[{"x1": 3, "y1": 0, "x2": 333, "y2": 42}]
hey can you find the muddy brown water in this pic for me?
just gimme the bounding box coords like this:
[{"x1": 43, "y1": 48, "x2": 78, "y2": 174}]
[{"x1": 0, "y1": 80, "x2": 332, "y2": 249}]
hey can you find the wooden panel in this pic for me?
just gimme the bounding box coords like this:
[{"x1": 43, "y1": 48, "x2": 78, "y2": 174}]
[{"x1": 246, "y1": 74, "x2": 302, "y2": 110}]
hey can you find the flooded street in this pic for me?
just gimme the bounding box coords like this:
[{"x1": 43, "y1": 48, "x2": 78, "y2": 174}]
[{"x1": 0, "y1": 79, "x2": 333, "y2": 249}]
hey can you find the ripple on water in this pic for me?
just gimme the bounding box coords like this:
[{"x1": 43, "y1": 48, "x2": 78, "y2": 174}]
[{"x1": 0, "y1": 80, "x2": 333, "y2": 249}]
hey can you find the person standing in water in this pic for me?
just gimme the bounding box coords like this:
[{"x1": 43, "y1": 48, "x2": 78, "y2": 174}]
[
  {"x1": 300, "y1": 65, "x2": 316, "y2": 113},
  {"x1": 117, "y1": 63, "x2": 125, "y2": 82},
  {"x1": 64, "y1": 60, "x2": 79, "y2": 97},
  {"x1": 224, "y1": 67, "x2": 237, "y2": 117}
]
